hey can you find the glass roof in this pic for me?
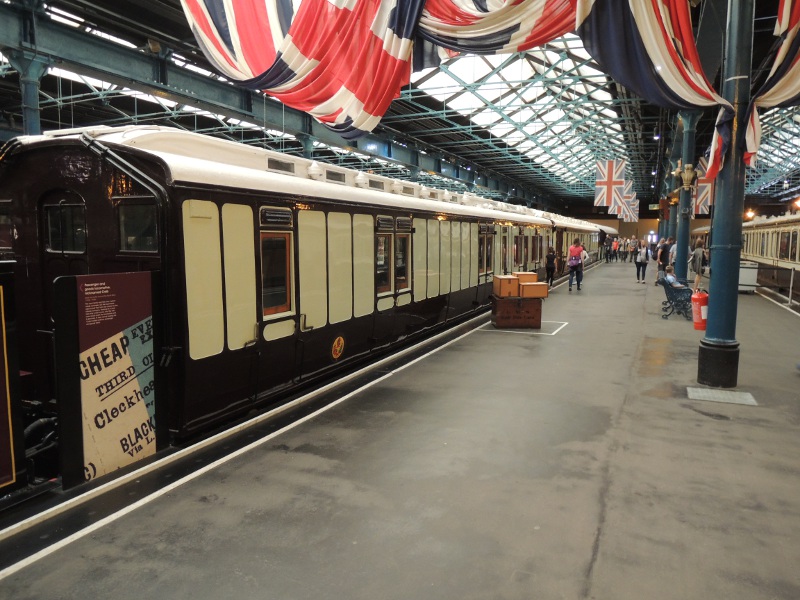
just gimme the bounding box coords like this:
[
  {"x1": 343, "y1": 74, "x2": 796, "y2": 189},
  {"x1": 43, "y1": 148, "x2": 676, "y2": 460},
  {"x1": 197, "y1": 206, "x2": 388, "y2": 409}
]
[
  {"x1": 402, "y1": 34, "x2": 659, "y2": 201},
  {"x1": 392, "y1": 33, "x2": 800, "y2": 206}
]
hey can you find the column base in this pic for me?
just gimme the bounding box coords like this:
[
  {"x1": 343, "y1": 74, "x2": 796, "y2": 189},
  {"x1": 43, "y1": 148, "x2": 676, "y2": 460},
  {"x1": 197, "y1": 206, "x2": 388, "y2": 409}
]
[{"x1": 697, "y1": 340, "x2": 740, "y2": 388}]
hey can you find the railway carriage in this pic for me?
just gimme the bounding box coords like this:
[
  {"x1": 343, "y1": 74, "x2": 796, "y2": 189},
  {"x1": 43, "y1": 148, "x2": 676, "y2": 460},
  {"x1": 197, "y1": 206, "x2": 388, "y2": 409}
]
[
  {"x1": 0, "y1": 125, "x2": 606, "y2": 482},
  {"x1": 693, "y1": 213, "x2": 800, "y2": 303}
]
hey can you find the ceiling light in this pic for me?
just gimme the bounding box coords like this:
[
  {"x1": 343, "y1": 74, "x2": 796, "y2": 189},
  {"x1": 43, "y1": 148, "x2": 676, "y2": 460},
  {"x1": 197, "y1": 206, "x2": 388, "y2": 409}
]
[{"x1": 783, "y1": 180, "x2": 789, "y2": 190}]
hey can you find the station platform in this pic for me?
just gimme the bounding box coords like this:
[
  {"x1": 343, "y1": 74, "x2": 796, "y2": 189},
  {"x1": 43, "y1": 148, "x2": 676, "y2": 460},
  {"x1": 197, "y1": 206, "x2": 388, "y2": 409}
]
[{"x1": 1, "y1": 261, "x2": 799, "y2": 600}]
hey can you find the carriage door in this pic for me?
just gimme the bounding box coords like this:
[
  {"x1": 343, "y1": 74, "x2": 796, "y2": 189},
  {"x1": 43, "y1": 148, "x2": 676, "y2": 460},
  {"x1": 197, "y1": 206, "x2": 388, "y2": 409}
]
[
  {"x1": 40, "y1": 192, "x2": 89, "y2": 317},
  {"x1": 555, "y1": 229, "x2": 565, "y2": 274}
]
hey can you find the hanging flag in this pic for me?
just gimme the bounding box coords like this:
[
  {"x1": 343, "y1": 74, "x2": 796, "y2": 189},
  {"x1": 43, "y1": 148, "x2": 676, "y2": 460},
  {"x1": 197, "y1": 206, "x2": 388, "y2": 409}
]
[
  {"x1": 743, "y1": 1, "x2": 800, "y2": 167},
  {"x1": 694, "y1": 157, "x2": 715, "y2": 215},
  {"x1": 630, "y1": 198, "x2": 640, "y2": 222},
  {"x1": 609, "y1": 179, "x2": 632, "y2": 215},
  {"x1": 576, "y1": 0, "x2": 732, "y2": 179},
  {"x1": 624, "y1": 182, "x2": 639, "y2": 222},
  {"x1": 594, "y1": 159, "x2": 626, "y2": 208},
  {"x1": 179, "y1": 0, "x2": 578, "y2": 138}
]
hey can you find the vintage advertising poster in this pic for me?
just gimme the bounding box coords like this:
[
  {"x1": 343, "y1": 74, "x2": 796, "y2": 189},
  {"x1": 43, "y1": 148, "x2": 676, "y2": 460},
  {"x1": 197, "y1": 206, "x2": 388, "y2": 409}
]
[
  {"x1": 77, "y1": 273, "x2": 155, "y2": 481},
  {"x1": 0, "y1": 287, "x2": 16, "y2": 490}
]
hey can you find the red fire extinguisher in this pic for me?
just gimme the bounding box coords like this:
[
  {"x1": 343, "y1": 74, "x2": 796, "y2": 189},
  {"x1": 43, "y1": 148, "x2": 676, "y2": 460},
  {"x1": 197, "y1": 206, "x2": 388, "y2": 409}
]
[{"x1": 691, "y1": 291, "x2": 709, "y2": 331}]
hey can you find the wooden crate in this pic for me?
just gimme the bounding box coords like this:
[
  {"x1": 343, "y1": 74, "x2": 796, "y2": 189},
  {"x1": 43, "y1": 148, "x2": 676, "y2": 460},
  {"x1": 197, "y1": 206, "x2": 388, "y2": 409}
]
[
  {"x1": 492, "y1": 275, "x2": 519, "y2": 298},
  {"x1": 512, "y1": 271, "x2": 538, "y2": 283},
  {"x1": 520, "y1": 282, "x2": 548, "y2": 298},
  {"x1": 491, "y1": 296, "x2": 542, "y2": 329}
]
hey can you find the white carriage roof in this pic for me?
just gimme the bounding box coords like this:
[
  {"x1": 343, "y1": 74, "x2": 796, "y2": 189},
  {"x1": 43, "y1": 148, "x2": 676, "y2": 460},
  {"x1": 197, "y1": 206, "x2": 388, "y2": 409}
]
[{"x1": 19, "y1": 125, "x2": 608, "y2": 232}]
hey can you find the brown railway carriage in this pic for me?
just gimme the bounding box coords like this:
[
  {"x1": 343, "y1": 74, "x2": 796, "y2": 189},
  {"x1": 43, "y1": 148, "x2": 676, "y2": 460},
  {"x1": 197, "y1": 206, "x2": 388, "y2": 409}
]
[
  {"x1": 693, "y1": 214, "x2": 800, "y2": 304},
  {"x1": 0, "y1": 126, "x2": 604, "y2": 477}
]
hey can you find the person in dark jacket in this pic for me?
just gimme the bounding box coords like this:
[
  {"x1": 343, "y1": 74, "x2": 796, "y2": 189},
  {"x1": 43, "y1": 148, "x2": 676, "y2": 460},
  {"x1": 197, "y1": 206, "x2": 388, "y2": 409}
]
[{"x1": 545, "y1": 246, "x2": 557, "y2": 288}]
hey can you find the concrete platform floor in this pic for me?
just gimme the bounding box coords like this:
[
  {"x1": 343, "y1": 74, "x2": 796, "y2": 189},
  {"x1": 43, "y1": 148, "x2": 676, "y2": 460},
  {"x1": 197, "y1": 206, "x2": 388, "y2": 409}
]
[{"x1": 1, "y1": 261, "x2": 799, "y2": 600}]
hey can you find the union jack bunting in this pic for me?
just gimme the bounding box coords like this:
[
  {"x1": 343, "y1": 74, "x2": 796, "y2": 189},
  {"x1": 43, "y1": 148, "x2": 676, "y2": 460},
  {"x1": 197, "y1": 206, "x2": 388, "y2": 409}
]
[
  {"x1": 180, "y1": 0, "x2": 428, "y2": 139},
  {"x1": 693, "y1": 157, "x2": 715, "y2": 215},
  {"x1": 743, "y1": 0, "x2": 800, "y2": 167},
  {"x1": 594, "y1": 159, "x2": 626, "y2": 208},
  {"x1": 180, "y1": 0, "x2": 576, "y2": 138},
  {"x1": 418, "y1": 0, "x2": 574, "y2": 54},
  {"x1": 624, "y1": 183, "x2": 639, "y2": 222},
  {"x1": 576, "y1": 0, "x2": 732, "y2": 179},
  {"x1": 608, "y1": 178, "x2": 631, "y2": 215},
  {"x1": 629, "y1": 198, "x2": 640, "y2": 222}
]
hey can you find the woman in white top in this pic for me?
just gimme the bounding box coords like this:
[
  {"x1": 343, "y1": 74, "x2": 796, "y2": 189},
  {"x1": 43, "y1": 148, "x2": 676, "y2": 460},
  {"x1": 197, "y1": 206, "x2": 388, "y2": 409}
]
[{"x1": 634, "y1": 239, "x2": 650, "y2": 283}]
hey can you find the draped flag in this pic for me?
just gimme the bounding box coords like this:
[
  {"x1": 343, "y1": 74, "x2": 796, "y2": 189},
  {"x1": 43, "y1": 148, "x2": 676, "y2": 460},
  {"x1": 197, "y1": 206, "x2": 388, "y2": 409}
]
[
  {"x1": 181, "y1": 0, "x2": 428, "y2": 139},
  {"x1": 594, "y1": 159, "x2": 626, "y2": 208},
  {"x1": 576, "y1": 0, "x2": 732, "y2": 179},
  {"x1": 418, "y1": 0, "x2": 574, "y2": 55},
  {"x1": 693, "y1": 156, "x2": 715, "y2": 215},
  {"x1": 743, "y1": 1, "x2": 800, "y2": 166},
  {"x1": 180, "y1": 0, "x2": 577, "y2": 138}
]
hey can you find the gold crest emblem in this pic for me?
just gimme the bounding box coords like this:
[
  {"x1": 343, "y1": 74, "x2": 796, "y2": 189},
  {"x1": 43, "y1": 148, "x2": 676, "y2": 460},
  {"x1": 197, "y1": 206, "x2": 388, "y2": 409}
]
[{"x1": 331, "y1": 336, "x2": 345, "y2": 360}]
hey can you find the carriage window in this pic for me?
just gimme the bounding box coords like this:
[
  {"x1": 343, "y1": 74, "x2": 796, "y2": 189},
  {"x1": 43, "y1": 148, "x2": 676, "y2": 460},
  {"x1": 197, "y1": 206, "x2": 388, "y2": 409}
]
[
  {"x1": 515, "y1": 235, "x2": 524, "y2": 265},
  {"x1": 485, "y1": 234, "x2": 493, "y2": 274},
  {"x1": 791, "y1": 231, "x2": 798, "y2": 261},
  {"x1": 779, "y1": 232, "x2": 790, "y2": 260},
  {"x1": 478, "y1": 235, "x2": 486, "y2": 274},
  {"x1": 119, "y1": 204, "x2": 158, "y2": 252},
  {"x1": 376, "y1": 233, "x2": 393, "y2": 294},
  {"x1": 395, "y1": 234, "x2": 410, "y2": 291},
  {"x1": 0, "y1": 213, "x2": 12, "y2": 249},
  {"x1": 261, "y1": 232, "x2": 292, "y2": 316},
  {"x1": 45, "y1": 205, "x2": 86, "y2": 253}
]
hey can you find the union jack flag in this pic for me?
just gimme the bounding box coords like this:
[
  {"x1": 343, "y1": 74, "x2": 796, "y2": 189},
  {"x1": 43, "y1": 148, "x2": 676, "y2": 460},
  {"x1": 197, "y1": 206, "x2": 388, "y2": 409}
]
[
  {"x1": 594, "y1": 159, "x2": 626, "y2": 208},
  {"x1": 622, "y1": 185, "x2": 639, "y2": 222},
  {"x1": 694, "y1": 157, "x2": 715, "y2": 215},
  {"x1": 629, "y1": 198, "x2": 640, "y2": 222}
]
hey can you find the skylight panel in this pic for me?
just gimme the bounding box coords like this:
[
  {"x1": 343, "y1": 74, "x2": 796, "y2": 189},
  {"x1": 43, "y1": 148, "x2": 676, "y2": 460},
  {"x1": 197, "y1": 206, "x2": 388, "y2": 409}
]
[
  {"x1": 541, "y1": 108, "x2": 566, "y2": 123},
  {"x1": 483, "y1": 53, "x2": 515, "y2": 70},
  {"x1": 416, "y1": 71, "x2": 459, "y2": 101},
  {"x1": 588, "y1": 88, "x2": 613, "y2": 103},
  {"x1": 523, "y1": 121, "x2": 547, "y2": 135},
  {"x1": 489, "y1": 123, "x2": 515, "y2": 137},
  {"x1": 472, "y1": 111, "x2": 502, "y2": 127},
  {"x1": 448, "y1": 93, "x2": 485, "y2": 114},
  {"x1": 446, "y1": 55, "x2": 492, "y2": 83}
]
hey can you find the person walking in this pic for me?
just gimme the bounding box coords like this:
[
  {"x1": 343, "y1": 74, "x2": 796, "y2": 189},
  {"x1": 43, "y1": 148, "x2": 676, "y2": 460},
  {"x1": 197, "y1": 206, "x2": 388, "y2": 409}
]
[
  {"x1": 689, "y1": 240, "x2": 707, "y2": 292},
  {"x1": 656, "y1": 237, "x2": 671, "y2": 283},
  {"x1": 545, "y1": 246, "x2": 557, "y2": 288},
  {"x1": 634, "y1": 239, "x2": 650, "y2": 283},
  {"x1": 567, "y1": 237, "x2": 584, "y2": 291}
]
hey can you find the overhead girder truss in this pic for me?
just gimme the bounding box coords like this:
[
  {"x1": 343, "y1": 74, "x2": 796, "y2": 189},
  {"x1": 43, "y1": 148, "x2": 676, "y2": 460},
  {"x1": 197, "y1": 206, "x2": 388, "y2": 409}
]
[{"x1": 385, "y1": 40, "x2": 670, "y2": 205}]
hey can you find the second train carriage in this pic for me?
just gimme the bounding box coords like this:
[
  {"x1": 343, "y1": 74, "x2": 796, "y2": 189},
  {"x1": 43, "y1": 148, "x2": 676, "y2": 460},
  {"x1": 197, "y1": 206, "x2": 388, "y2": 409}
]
[
  {"x1": 692, "y1": 213, "x2": 800, "y2": 303},
  {"x1": 0, "y1": 125, "x2": 607, "y2": 482}
]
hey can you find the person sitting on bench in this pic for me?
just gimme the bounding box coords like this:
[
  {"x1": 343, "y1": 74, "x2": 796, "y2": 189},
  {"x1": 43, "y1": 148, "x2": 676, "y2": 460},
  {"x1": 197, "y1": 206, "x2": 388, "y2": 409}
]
[{"x1": 664, "y1": 265, "x2": 686, "y2": 288}]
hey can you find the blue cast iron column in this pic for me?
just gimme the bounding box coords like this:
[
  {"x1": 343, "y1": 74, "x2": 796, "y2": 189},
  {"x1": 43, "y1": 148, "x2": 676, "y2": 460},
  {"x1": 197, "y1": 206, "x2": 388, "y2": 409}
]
[
  {"x1": 675, "y1": 111, "x2": 700, "y2": 280},
  {"x1": 668, "y1": 199, "x2": 678, "y2": 241},
  {"x1": 697, "y1": 0, "x2": 755, "y2": 387},
  {"x1": 7, "y1": 50, "x2": 50, "y2": 136}
]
